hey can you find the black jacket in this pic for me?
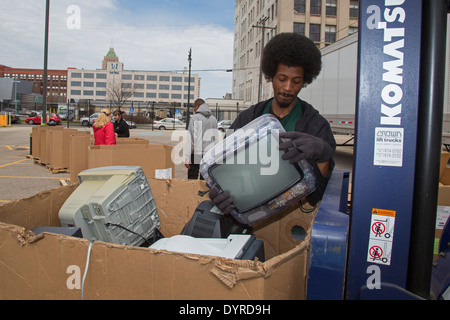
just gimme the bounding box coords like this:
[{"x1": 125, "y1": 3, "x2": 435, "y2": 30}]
[
  {"x1": 114, "y1": 118, "x2": 130, "y2": 138},
  {"x1": 230, "y1": 98, "x2": 336, "y2": 205}
]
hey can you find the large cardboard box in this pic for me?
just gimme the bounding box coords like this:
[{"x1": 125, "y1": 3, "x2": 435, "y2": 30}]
[
  {"x1": 88, "y1": 144, "x2": 174, "y2": 181},
  {"x1": 49, "y1": 129, "x2": 91, "y2": 171},
  {"x1": 69, "y1": 136, "x2": 150, "y2": 183},
  {"x1": 436, "y1": 152, "x2": 450, "y2": 259},
  {"x1": 0, "y1": 179, "x2": 315, "y2": 300}
]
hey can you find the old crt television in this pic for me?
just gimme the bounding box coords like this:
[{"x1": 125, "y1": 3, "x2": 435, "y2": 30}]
[
  {"x1": 59, "y1": 166, "x2": 160, "y2": 247},
  {"x1": 200, "y1": 114, "x2": 316, "y2": 225}
]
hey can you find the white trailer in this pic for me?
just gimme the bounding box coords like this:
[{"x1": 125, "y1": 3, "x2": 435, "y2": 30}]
[{"x1": 301, "y1": 14, "x2": 450, "y2": 146}]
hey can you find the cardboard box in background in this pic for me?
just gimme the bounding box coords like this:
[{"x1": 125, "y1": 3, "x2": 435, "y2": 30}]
[
  {"x1": 69, "y1": 134, "x2": 150, "y2": 183},
  {"x1": 39, "y1": 126, "x2": 64, "y2": 165},
  {"x1": 88, "y1": 144, "x2": 174, "y2": 181},
  {"x1": 31, "y1": 126, "x2": 41, "y2": 159},
  {"x1": 49, "y1": 129, "x2": 91, "y2": 171},
  {"x1": 436, "y1": 151, "x2": 450, "y2": 259},
  {"x1": 0, "y1": 179, "x2": 315, "y2": 300},
  {"x1": 69, "y1": 133, "x2": 94, "y2": 183}
]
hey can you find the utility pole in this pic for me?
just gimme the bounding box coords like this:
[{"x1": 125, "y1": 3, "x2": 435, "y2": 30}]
[
  {"x1": 42, "y1": 0, "x2": 50, "y2": 125},
  {"x1": 253, "y1": 16, "x2": 276, "y2": 101}
]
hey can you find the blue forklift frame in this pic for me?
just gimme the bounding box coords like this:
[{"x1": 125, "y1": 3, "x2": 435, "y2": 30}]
[
  {"x1": 307, "y1": 0, "x2": 449, "y2": 300},
  {"x1": 346, "y1": 0, "x2": 448, "y2": 300}
]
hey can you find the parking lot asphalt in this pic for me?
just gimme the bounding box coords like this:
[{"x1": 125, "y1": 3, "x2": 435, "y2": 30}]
[
  {"x1": 0, "y1": 123, "x2": 192, "y2": 202},
  {"x1": 0, "y1": 123, "x2": 353, "y2": 203}
]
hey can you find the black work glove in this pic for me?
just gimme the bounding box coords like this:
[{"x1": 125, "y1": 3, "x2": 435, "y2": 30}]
[
  {"x1": 209, "y1": 186, "x2": 235, "y2": 214},
  {"x1": 279, "y1": 131, "x2": 333, "y2": 164}
]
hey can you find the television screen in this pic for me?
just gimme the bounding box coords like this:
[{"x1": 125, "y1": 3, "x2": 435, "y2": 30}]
[
  {"x1": 200, "y1": 115, "x2": 316, "y2": 225},
  {"x1": 208, "y1": 131, "x2": 304, "y2": 213}
]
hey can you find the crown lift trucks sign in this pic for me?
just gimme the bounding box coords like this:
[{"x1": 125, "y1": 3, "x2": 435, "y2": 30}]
[{"x1": 346, "y1": 0, "x2": 422, "y2": 298}]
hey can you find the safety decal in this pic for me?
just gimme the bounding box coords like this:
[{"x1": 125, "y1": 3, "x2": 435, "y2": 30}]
[{"x1": 367, "y1": 208, "x2": 396, "y2": 265}]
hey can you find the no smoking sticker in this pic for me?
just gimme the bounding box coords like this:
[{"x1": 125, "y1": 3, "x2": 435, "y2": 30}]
[{"x1": 367, "y1": 208, "x2": 396, "y2": 265}]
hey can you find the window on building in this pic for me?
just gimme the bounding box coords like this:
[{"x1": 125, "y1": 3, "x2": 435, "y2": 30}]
[
  {"x1": 159, "y1": 93, "x2": 169, "y2": 99},
  {"x1": 171, "y1": 94, "x2": 182, "y2": 99},
  {"x1": 147, "y1": 75, "x2": 157, "y2": 81},
  {"x1": 325, "y1": 25, "x2": 336, "y2": 43},
  {"x1": 71, "y1": 90, "x2": 81, "y2": 95},
  {"x1": 83, "y1": 90, "x2": 94, "y2": 96},
  {"x1": 146, "y1": 92, "x2": 156, "y2": 98},
  {"x1": 71, "y1": 72, "x2": 81, "y2": 78},
  {"x1": 121, "y1": 83, "x2": 132, "y2": 89},
  {"x1": 159, "y1": 76, "x2": 170, "y2": 82},
  {"x1": 134, "y1": 75, "x2": 145, "y2": 81},
  {"x1": 350, "y1": 0, "x2": 359, "y2": 18},
  {"x1": 96, "y1": 91, "x2": 107, "y2": 96},
  {"x1": 310, "y1": 0, "x2": 321, "y2": 15},
  {"x1": 349, "y1": 26, "x2": 358, "y2": 35},
  {"x1": 96, "y1": 82, "x2": 107, "y2": 88},
  {"x1": 172, "y1": 85, "x2": 182, "y2": 91},
  {"x1": 147, "y1": 84, "x2": 157, "y2": 90},
  {"x1": 159, "y1": 84, "x2": 170, "y2": 90},
  {"x1": 134, "y1": 92, "x2": 144, "y2": 97},
  {"x1": 172, "y1": 76, "x2": 182, "y2": 82},
  {"x1": 326, "y1": 0, "x2": 337, "y2": 16},
  {"x1": 96, "y1": 73, "x2": 107, "y2": 79},
  {"x1": 134, "y1": 83, "x2": 144, "y2": 89},
  {"x1": 122, "y1": 74, "x2": 132, "y2": 80},
  {"x1": 84, "y1": 73, "x2": 94, "y2": 78},
  {"x1": 294, "y1": 22, "x2": 305, "y2": 35},
  {"x1": 83, "y1": 82, "x2": 94, "y2": 87},
  {"x1": 71, "y1": 81, "x2": 81, "y2": 87},
  {"x1": 294, "y1": 0, "x2": 306, "y2": 13},
  {"x1": 309, "y1": 24, "x2": 321, "y2": 43}
]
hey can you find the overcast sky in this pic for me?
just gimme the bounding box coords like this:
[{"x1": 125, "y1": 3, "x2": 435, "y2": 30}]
[{"x1": 0, "y1": 0, "x2": 235, "y2": 99}]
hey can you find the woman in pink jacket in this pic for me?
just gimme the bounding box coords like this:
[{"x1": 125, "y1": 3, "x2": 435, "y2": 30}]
[{"x1": 93, "y1": 108, "x2": 116, "y2": 145}]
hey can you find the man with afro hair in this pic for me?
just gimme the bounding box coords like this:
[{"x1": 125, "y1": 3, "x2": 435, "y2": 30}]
[{"x1": 209, "y1": 33, "x2": 336, "y2": 212}]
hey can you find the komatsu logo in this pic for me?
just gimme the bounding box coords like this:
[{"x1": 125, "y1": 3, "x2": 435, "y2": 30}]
[{"x1": 366, "y1": 0, "x2": 406, "y2": 127}]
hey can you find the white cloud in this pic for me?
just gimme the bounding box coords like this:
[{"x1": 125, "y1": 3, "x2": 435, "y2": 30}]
[{"x1": 0, "y1": 0, "x2": 234, "y2": 98}]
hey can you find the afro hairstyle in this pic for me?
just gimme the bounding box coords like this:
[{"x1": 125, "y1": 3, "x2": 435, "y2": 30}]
[{"x1": 261, "y1": 33, "x2": 322, "y2": 85}]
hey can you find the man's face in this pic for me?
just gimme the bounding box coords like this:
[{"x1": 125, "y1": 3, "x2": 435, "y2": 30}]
[{"x1": 271, "y1": 63, "x2": 305, "y2": 109}]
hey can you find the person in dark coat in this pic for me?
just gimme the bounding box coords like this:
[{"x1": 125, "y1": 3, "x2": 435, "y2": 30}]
[
  {"x1": 209, "y1": 33, "x2": 336, "y2": 213},
  {"x1": 113, "y1": 109, "x2": 130, "y2": 138}
]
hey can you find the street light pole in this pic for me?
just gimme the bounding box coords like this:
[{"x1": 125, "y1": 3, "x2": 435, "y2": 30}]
[
  {"x1": 186, "y1": 48, "x2": 192, "y2": 130},
  {"x1": 42, "y1": 0, "x2": 50, "y2": 125}
]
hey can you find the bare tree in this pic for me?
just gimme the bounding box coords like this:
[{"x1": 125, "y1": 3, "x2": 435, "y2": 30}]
[{"x1": 107, "y1": 80, "x2": 134, "y2": 110}]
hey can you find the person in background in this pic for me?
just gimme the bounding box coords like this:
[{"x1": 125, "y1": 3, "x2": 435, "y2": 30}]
[
  {"x1": 93, "y1": 108, "x2": 116, "y2": 145},
  {"x1": 113, "y1": 109, "x2": 130, "y2": 138},
  {"x1": 185, "y1": 98, "x2": 218, "y2": 179}
]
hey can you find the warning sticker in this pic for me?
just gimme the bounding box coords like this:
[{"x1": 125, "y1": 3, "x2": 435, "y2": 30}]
[
  {"x1": 374, "y1": 128, "x2": 404, "y2": 167},
  {"x1": 367, "y1": 208, "x2": 396, "y2": 265}
]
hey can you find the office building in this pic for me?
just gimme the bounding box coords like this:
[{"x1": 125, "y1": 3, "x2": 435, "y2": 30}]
[
  {"x1": 232, "y1": 0, "x2": 359, "y2": 106},
  {"x1": 0, "y1": 64, "x2": 67, "y2": 105},
  {"x1": 67, "y1": 48, "x2": 201, "y2": 107}
]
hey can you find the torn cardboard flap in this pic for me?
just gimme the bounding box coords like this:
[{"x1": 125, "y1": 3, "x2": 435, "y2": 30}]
[{"x1": 0, "y1": 178, "x2": 316, "y2": 299}]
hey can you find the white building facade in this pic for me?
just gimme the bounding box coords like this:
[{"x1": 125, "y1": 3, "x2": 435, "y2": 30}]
[
  {"x1": 67, "y1": 48, "x2": 200, "y2": 106},
  {"x1": 232, "y1": 0, "x2": 359, "y2": 107}
]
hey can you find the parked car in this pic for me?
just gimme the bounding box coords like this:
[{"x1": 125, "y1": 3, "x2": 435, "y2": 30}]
[
  {"x1": 59, "y1": 110, "x2": 74, "y2": 121},
  {"x1": 25, "y1": 113, "x2": 61, "y2": 126},
  {"x1": 153, "y1": 118, "x2": 186, "y2": 130},
  {"x1": 126, "y1": 120, "x2": 137, "y2": 129},
  {"x1": 218, "y1": 119, "x2": 233, "y2": 132},
  {"x1": 80, "y1": 113, "x2": 99, "y2": 126}
]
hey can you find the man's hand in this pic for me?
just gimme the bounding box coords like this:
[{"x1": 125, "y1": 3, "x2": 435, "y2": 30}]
[
  {"x1": 209, "y1": 186, "x2": 235, "y2": 214},
  {"x1": 279, "y1": 131, "x2": 333, "y2": 164}
]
